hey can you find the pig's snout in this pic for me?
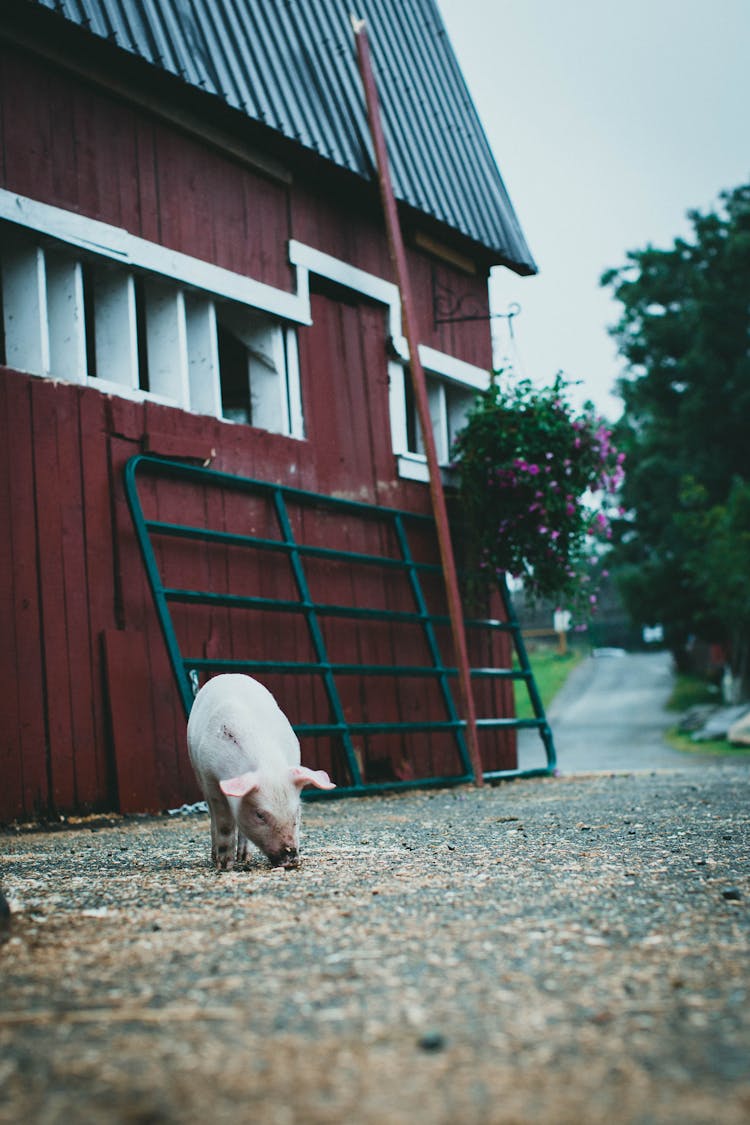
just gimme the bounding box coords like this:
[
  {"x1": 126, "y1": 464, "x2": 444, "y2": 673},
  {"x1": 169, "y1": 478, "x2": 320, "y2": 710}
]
[{"x1": 269, "y1": 846, "x2": 300, "y2": 869}]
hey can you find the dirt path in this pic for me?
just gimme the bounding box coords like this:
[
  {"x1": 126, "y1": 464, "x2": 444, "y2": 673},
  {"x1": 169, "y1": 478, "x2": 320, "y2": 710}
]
[{"x1": 2, "y1": 768, "x2": 749, "y2": 1124}]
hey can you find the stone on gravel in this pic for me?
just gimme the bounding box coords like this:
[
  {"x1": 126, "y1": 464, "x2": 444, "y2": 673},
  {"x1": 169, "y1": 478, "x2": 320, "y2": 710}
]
[
  {"x1": 728, "y1": 711, "x2": 750, "y2": 746},
  {"x1": 691, "y1": 705, "x2": 750, "y2": 741}
]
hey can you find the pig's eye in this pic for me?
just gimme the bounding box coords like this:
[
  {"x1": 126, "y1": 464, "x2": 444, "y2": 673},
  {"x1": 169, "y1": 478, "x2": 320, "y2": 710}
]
[{"x1": 255, "y1": 810, "x2": 266, "y2": 823}]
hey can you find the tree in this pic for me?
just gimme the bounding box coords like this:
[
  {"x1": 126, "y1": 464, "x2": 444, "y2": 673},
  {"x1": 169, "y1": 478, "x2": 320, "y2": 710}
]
[
  {"x1": 678, "y1": 478, "x2": 750, "y2": 698},
  {"x1": 602, "y1": 182, "x2": 750, "y2": 692}
]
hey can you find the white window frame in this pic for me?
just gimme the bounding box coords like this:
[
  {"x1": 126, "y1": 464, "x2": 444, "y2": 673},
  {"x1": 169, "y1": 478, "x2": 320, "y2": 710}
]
[{"x1": 0, "y1": 190, "x2": 308, "y2": 439}]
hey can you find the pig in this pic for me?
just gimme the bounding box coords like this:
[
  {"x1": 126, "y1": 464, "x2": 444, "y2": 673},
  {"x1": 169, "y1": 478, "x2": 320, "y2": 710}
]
[{"x1": 187, "y1": 673, "x2": 335, "y2": 870}]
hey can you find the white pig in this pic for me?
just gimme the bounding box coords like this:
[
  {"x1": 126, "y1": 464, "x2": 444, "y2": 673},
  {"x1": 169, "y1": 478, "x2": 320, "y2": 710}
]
[{"x1": 187, "y1": 674, "x2": 335, "y2": 870}]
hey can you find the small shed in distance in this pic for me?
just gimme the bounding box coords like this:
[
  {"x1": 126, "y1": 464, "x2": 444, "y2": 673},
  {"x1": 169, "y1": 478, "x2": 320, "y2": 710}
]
[{"x1": 0, "y1": 0, "x2": 537, "y2": 821}]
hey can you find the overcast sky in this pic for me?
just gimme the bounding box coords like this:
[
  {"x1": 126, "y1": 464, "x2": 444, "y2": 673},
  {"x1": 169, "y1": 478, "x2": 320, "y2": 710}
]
[{"x1": 437, "y1": 0, "x2": 750, "y2": 419}]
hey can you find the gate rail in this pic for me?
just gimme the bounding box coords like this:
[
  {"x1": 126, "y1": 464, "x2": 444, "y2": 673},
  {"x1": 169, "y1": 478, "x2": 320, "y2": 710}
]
[{"x1": 124, "y1": 454, "x2": 556, "y2": 796}]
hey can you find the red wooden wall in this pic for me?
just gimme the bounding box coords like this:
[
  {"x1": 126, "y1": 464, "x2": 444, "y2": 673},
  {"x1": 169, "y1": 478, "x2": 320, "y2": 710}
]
[{"x1": 0, "y1": 45, "x2": 516, "y2": 822}]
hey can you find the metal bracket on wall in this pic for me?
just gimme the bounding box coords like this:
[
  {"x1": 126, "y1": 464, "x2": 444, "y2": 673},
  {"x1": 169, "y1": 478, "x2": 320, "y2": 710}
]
[
  {"x1": 433, "y1": 271, "x2": 522, "y2": 328},
  {"x1": 124, "y1": 454, "x2": 556, "y2": 798}
]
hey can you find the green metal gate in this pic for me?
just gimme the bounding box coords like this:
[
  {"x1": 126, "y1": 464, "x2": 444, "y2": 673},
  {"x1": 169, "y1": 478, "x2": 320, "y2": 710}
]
[{"x1": 124, "y1": 454, "x2": 556, "y2": 795}]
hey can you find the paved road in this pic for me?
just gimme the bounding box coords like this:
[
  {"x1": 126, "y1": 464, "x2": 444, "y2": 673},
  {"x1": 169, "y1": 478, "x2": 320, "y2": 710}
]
[{"x1": 518, "y1": 649, "x2": 737, "y2": 773}]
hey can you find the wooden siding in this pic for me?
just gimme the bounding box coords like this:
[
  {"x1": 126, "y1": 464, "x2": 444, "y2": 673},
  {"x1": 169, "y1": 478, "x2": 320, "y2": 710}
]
[
  {"x1": 0, "y1": 46, "x2": 513, "y2": 822},
  {"x1": 0, "y1": 46, "x2": 293, "y2": 293},
  {"x1": 0, "y1": 365, "x2": 516, "y2": 822}
]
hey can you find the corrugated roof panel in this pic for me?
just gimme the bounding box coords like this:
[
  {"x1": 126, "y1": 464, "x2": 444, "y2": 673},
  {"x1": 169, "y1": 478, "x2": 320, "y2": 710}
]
[
  {"x1": 217, "y1": 1, "x2": 280, "y2": 124},
  {"x1": 283, "y1": 4, "x2": 363, "y2": 163},
  {"x1": 27, "y1": 0, "x2": 536, "y2": 272}
]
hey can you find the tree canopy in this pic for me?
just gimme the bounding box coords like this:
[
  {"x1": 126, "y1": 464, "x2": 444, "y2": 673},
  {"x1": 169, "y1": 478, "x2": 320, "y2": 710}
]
[{"x1": 602, "y1": 182, "x2": 750, "y2": 690}]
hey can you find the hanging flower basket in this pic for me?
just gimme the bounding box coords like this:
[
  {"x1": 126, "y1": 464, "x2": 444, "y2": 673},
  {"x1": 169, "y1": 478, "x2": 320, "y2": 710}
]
[{"x1": 451, "y1": 372, "x2": 624, "y2": 611}]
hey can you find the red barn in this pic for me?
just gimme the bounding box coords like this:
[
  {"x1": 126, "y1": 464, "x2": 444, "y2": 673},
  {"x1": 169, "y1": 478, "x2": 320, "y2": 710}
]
[{"x1": 0, "y1": 0, "x2": 540, "y2": 822}]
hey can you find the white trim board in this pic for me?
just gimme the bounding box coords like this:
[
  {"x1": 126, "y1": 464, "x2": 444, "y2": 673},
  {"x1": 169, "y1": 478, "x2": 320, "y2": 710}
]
[{"x1": 0, "y1": 189, "x2": 311, "y2": 326}]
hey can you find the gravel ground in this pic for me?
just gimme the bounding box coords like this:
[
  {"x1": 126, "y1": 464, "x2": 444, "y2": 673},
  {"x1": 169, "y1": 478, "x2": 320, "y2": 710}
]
[{"x1": 1, "y1": 768, "x2": 749, "y2": 1125}]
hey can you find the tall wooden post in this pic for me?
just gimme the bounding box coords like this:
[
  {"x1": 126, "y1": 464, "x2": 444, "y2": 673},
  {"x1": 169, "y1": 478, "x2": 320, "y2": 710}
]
[{"x1": 351, "y1": 17, "x2": 483, "y2": 785}]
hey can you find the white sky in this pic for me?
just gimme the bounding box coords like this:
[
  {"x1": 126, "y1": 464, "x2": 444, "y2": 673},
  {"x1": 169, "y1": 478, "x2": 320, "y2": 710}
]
[{"x1": 437, "y1": 0, "x2": 750, "y2": 420}]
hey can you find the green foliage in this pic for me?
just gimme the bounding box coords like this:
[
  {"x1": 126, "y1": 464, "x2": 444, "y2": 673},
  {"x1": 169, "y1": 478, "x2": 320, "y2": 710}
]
[
  {"x1": 678, "y1": 477, "x2": 750, "y2": 688},
  {"x1": 602, "y1": 182, "x2": 750, "y2": 690},
  {"x1": 666, "y1": 671, "x2": 719, "y2": 713},
  {"x1": 664, "y1": 728, "x2": 750, "y2": 757},
  {"x1": 451, "y1": 372, "x2": 622, "y2": 610}
]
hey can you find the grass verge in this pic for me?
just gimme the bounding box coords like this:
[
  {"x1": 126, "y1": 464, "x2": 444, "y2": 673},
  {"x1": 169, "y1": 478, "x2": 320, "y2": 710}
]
[
  {"x1": 665, "y1": 671, "x2": 750, "y2": 757},
  {"x1": 513, "y1": 644, "x2": 585, "y2": 721}
]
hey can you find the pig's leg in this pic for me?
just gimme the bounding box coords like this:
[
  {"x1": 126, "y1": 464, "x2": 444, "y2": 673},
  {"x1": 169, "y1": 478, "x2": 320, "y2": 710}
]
[
  {"x1": 207, "y1": 795, "x2": 237, "y2": 871},
  {"x1": 236, "y1": 831, "x2": 250, "y2": 864}
]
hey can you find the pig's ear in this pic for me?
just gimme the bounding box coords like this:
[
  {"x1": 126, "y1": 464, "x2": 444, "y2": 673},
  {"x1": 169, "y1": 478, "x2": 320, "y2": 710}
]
[
  {"x1": 219, "y1": 770, "x2": 261, "y2": 798},
  {"x1": 290, "y1": 766, "x2": 336, "y2": 791}
]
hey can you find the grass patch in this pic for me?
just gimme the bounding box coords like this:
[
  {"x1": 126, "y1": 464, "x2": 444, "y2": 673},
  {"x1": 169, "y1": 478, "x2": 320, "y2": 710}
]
[
  {"x1": 666, "y1": 671, "x2": 750, "y2": 756},
  {"x1": 513, "y1": 644, "x2": 585, "y2": 721},
  {"x1": 664, "y1": 728, "x2": 749, "y2": 756}
]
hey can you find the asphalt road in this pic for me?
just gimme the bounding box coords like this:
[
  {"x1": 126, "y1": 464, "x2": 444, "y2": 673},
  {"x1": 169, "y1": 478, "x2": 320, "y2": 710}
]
[{"x1": 518, "y1": 649, "x2": 740, "y2": 773}]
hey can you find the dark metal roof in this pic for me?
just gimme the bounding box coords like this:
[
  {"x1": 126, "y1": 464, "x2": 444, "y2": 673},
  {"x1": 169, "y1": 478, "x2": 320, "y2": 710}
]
[{"x1": 29, "y1": 0, "x2": 536, "y2": 274}]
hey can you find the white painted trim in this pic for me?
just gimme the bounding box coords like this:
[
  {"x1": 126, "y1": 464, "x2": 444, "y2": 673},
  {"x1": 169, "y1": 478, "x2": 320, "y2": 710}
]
[
  {"x1": 143, "y1": 282, "x2": 190, "y2": 403},
  {"x1": 387, "y1": 359, "x2": 409, "y2": 457},
  {"x1": 397, "y1": 452, "x2": 430, "y2": 482},
  {"x1": 417, "y1": 345, "x2": 491, "y2": 391},
  {"x1": 46, "y1": 256, "x2": 87, "y2": 384},
  {"x1": 288, "y1": 241, "x2": 489, "y2": 388},
  {"x1": 1, "y1": 239, "x2": 50, "y2": 376},
  {"x1": 0, "y1": 189, "x2": 311, "y2": 326},
  {"x1": 184, "y1": 296, "x2": 222, "y2": 418},
  {"x1": 397, "y1": 453, "x2": 457, "y2": 486},
  {"x1": 284, "y1": 326, "x2": 305, "y2": 440},
  {"x1": 84, "y1": 377, "x2": 179, "y2": 408},
  {"x1": 289, "y1": 239, "x2": 402, "y2": 337},
  {"x1": 91, "y1": 271, "x2": 138, "y2": 390}
]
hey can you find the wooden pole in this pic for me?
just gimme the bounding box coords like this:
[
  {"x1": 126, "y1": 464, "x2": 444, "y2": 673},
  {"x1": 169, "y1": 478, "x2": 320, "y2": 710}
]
[{"x1": 351, "y1": 17, "x2": 483, "y2": 785}]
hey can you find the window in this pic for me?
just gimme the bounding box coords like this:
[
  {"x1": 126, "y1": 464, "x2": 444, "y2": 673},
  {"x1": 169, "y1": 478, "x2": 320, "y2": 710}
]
[
  {"x1": 403, "y1": 369, "x2": 476, "y2": 465},
  {"x1": 389, "y1": 347, "x2": 488, "y2": 482},
  {"x1": 215, "y1": 305, "x2": 299, "y2": 434},
  {"x1": 0, "y1": 218, "x2": 303, "y2": 439}
]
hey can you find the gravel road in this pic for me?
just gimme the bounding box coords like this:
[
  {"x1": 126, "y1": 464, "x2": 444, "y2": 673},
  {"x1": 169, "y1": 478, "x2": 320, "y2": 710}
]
[{"x1": 2, "y1": 764, "x2": 749, "y2": 1124}]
